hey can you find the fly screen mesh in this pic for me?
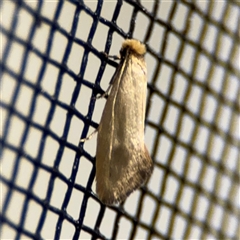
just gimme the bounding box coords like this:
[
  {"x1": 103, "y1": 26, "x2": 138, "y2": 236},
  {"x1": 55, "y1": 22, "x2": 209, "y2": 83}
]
[{"x1": 0, "y1": 0, "x2": 239, "y2": 239}]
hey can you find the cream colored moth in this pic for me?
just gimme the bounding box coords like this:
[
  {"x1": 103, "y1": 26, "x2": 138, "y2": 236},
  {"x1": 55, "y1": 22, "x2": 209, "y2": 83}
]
[{"x1": 95, "y1": 39, "x2": 153, "y2": 205}]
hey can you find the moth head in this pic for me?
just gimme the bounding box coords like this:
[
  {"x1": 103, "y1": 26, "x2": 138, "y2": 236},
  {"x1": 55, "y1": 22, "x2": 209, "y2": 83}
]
[{"x1": 120, "y1": 39, "x2": 146, "y2": 58}]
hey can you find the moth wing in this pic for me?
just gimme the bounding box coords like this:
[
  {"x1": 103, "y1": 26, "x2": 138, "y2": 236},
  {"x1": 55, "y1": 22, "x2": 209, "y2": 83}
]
[{"x1": 96, "y1": 53, "x2": 153, "y2": 205}]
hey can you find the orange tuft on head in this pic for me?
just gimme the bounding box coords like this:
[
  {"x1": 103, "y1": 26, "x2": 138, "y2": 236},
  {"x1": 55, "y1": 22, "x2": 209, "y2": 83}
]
[{"x1": 121, "y1": 39, "x2": 146, "y2": 55}]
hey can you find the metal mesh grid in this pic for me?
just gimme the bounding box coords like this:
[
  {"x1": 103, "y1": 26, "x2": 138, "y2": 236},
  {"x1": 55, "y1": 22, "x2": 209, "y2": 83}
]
[{"x1": 0, "y1": 0, "x2": 239, "y2": 239}]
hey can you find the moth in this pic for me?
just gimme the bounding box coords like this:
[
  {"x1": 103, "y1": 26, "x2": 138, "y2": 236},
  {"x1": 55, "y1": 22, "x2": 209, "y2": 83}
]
[{"x1": 95, "y1": 39, "x2": 153, "y2": 205}]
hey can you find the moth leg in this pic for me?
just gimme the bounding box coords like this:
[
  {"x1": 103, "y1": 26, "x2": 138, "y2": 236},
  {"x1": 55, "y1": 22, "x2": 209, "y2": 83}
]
[
  {"x1": 101, "y1": 51, "x2": 120, "y2": 61},
  {"x1": 96, "y1": 52, "x2": 121, "y2": 100},
  {"x1": 98, "y1": 52, "x2": 120, "y2": 98},
  {"x1": 80, "y1": 129, "x2": 98, "y2": 142},
  {"x1": 108, "y1": 54, "x2": 120, "y2": 61},
  {"x1": 96, "y1": 84, "x2": 112, "y2": 99}
]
